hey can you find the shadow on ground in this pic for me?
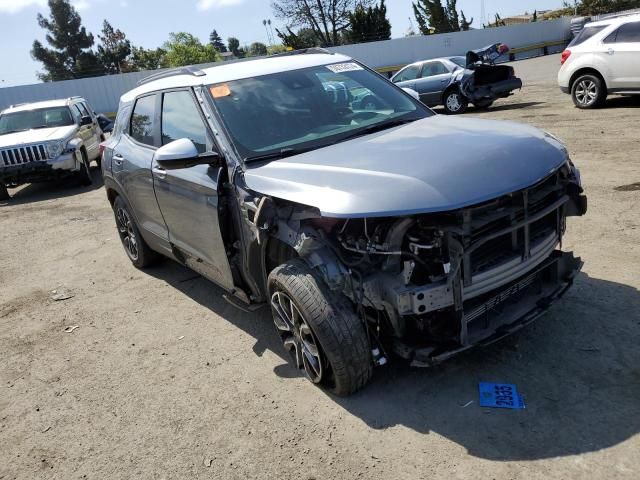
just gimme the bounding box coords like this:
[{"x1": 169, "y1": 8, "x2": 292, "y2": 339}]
[
  {"x1": 146, "y1": 259, "x2": 640, "y2": 462},
  {"x1": 602, "y1": 95, "x2": 640, "y2": 109},
  {"x1": 0, "y1": 166, "x2": 103, "y2": 207}
]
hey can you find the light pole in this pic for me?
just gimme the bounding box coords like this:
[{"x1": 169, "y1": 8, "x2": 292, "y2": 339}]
[{"x1": 263, "y1": 19, "x2": 273, "y2": 45}]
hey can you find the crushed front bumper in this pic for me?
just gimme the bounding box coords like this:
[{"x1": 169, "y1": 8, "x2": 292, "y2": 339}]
[
  {"x1": 401, "y1": 250, "x2": 582, "y2": 367},
  {"x1": 0, "y1": 153, "x2": 79, "y2": 186}
]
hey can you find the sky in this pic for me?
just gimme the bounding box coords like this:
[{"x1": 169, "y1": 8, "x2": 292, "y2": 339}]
[{"x1": 0, "y1": 0, "x2": 566, "y2": 87}]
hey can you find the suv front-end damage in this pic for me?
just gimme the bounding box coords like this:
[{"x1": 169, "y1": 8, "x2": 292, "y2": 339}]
[{"x1": 247, "y1": 161, "x2": 586, "y2": 368}]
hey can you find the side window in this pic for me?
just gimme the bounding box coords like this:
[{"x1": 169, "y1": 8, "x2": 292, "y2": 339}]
[
  {"x1": 130, "y1": 95, "x2": 157, "y2": 146},
  {"x1": 75, "y1": 102, "x2": 90, "y2": 118},
  {"x1": 394, "y1": 66, "x2": 420, "y2": 83},
  {"x1": 615, "y1": 21, "x2": 640, "y2": 43},
  {"x1": 80, "y1": 102, "x2": 94, "y2": 118},
  {"x1": 114, "y1": 105, "x2": 132, "y2": 135},
  {"x1": 69, "y1": 105, "x2": 82, "y2": 124},
  {"x1": 161, "y1": 90, "x2": 208, "y2": 153},
  {"x1": 422, "y1": 61, "x2": 449, "y2": 77},
  {"x1": 603, "y1": 31, "x2": 616, "y2": 43}
]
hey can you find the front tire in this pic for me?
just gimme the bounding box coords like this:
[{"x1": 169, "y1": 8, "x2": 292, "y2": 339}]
[
  {"x1": 77, "y1": 150, "x2": 93, "y2": 186},
  {"x1": 572, "y1": 74, "x2": 606, "y2": 109},
  {"x1": 113, "y1": 196, "x2": 159, "y2": 269},
  {"x1": 443, "y1": 89, "x2": 468, "y2": 114},
  {"x1": 0, "y1": 183, "x2": 9, "y2": 201},
  {"x1": 268, "y1": 259, "x2": 372, "y2": 396}
]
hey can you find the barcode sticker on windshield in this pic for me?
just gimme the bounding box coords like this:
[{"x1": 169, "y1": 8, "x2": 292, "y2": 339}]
[{"x1": 326, "y1": 62, "x2": 363, "y2": 73}]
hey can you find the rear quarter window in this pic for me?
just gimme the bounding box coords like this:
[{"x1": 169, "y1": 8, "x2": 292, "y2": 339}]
[
  {"x1": 569, "y1": 25, "x2": 607, "y2": 47},
  {"x1": 130, "y1": 95, "x2": 157, "y2": 146}
]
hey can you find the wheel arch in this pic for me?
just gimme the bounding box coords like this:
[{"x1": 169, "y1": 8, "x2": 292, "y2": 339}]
[
  {"x1": 569, "y1": 67, "x2": 607, "y2": 92},
  {"x1": 262, "y1": 236, "x2": 299, "y2": 292}
]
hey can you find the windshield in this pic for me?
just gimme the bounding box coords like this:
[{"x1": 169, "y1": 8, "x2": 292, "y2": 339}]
[
  {"x1": 209, "y1": 62, "x2": 431, "y2": 161},
  {"x1": 0, "y1": 106, "x2": 75, "y2": 135},
  {"x1": 568, "y1": 25, "x2": 607, "y2": 47},
  {"x1": 449, "y1": 56, "x2": 466, "y2": 68}
]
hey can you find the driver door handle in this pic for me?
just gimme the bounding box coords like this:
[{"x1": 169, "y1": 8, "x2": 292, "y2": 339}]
[
  {"x1": 607, "y1": 48, "x2": 615, "y2": 55},
  {"x1": 152, "y1": 166, "x2": 167, "y2": 179}
]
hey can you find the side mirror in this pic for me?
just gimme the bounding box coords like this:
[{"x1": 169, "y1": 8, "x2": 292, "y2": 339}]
[
  {"x1": 402, "y1": 88, "x2": 420, "y2": 101},
  {"x1": 80, "y1": 115, "x2": 93, "y2": 126},
  {"x1": 154, "y1": 138, "x2": 220, "y2": 170}
]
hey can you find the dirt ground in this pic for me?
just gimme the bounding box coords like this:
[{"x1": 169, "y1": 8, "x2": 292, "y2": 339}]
[{"x1": 1, "y1": 54, "x2": 639, "y2": 480}]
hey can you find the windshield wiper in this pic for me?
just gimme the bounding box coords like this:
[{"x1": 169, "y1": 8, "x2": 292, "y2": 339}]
[
  {"x1": 244, "y1": 146, "x2": 317, "y2": 163},
  {"x1": 338, "y1": 117, "x2": 419, "y2": 142},
  {"x1": 0, "y1": 128, "x2": 29, "y2": 135}
]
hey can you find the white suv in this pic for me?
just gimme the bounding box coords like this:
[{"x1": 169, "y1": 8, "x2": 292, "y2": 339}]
[
  {"x1": 558, "y1": 14, "x2": 640, "y2": 108},
  {"x1": 0, "y1": 97, "x2": 103, "y2": 200}
]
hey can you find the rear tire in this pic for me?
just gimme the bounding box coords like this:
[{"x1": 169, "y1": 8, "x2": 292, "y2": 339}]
[
  {"x1": 0, "y1": 183, "x2": 9, "y2": 201},
  {"x1": 571, "y1": 74, "x2": 606, "y2": 109},
  {"x1": 113, "y1": 196, "x2": 159, "y2": 269},
  {"x1": 268, "y1": 259, "x2": 372, "y2": 396},
  {"x1": 443, "y1": 89, "x2": 468, "y2": 114}
]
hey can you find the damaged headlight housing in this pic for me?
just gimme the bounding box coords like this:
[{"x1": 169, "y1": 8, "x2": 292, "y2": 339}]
[{"x1": 46, "y1": 140, "x2": 64, "y2": 159}]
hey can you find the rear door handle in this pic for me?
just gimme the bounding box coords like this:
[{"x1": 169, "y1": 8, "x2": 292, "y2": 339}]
[
  {"x1": 152, "y1": 166, "x2": 166, "y2": 180},
  {"x1": 113, "y1": 154, "x2": 124, "y2": 165}
]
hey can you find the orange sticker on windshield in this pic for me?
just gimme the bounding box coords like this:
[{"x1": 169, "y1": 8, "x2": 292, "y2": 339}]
[{"x1": 210, "y1": 84, "x2": 231, "y2": 98}]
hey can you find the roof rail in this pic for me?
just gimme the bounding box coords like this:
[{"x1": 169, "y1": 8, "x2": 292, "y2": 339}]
[
  {"x1": 137, "y1": 66, "x2": 207, "y2": 86},
  {"x1": 9, "y1": 103, "x2": 28, "y2": 109},
  {"x1": 269, "y1": 47, "x2": 333, "y2": 58},
  {"x1": 590, "y1": 8, "x2": 640, "y2": 22}
]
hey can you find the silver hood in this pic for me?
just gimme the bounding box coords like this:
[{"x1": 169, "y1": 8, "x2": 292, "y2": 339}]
[
  {"x1": 0, "y1": 125, "x2": 76, "y2": 148},
  {"x1": 243, "y1": 115, "x2": 568, "y2": 218}
]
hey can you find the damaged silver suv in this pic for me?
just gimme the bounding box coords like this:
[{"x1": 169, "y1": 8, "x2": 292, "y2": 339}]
[{"x1": 102, "y1": 50, "x2": 587, "y2": 395}]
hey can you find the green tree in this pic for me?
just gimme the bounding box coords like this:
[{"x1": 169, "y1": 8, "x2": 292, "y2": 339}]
[
  {"x1": 31, "y1": 0, "x2": 103, "y2": 81},
  {"x1": 129, "y1": 47, "x2": 166, "y2": 71},
  {"x1": 271, "y1": 0, "x2": 373, "y2": 47},
  {"x1": 163, "y1": 32, "x2": 219, "y2": 67},
  {"x1": 459, "y1": 10, "x2": 473, "y2": 30},
  {"x1": 227, "y1": 37, "x2": 246, "y2": 58},
  {"x1": 276, "y1": 27, "x2": 318, "y2": 49},
  {"x1": 532, "y1": 10, "x2": 538, "y2": 22},
  {"x1": 346, "y1": 0, "x2": 392, "y2": 44},
  {"x1": 97, "y1": 20, "x2": 132, "y2": 74},
  {"x1": 570, "y1": 0, "x2": 640, "y2": 15},
  {"x1": 247, "y1": 42, "x2": 268, "y2": 57},
  {"x1": 266, "y1": 44, "x2": 289, "y2": 55},
  {"x1": 412, "y1": 0, "x2": 470, "y2": 34},
  {"x1": 209, "y1": 29, "x2": 227, "y2": 52}
]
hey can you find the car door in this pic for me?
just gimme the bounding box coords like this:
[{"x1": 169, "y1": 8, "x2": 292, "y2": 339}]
[
  {"x1": 601, "y1": 21, "x2": 640, "y2": 89},
  {"x1": 391, "y1": 64, "x2": 421, "y2": 91},
  {"x1": 74, "y1": 102, "x2": 100, "y2": 158},
  {"x1": 152, "y1": 88, "x2": 235, "y2": 291},
  {"x1": 413, "y1": 61, "x2": 452, "y2": 105},
  {"x1": 111, "y1": 93, "x2": 169, "y2": 246}
]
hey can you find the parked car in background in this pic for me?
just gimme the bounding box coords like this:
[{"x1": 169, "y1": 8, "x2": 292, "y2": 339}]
[
  {"x1": 102, "y1": 50, "x2": 586, "y2": 396},
  {"x1": 0, "y1": 97, "x2": 103, "y2": 200},
  {"x1": 559, "y1": 14, "x2": 640, "y2": 108},
  {"x1": 391, "y1": 44, "x2": 523, "y2": 114}
]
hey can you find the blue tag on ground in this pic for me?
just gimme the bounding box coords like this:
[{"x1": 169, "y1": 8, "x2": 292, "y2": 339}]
[{"x1": 479, "y1": 382, "x2": 526, "y2": 409}]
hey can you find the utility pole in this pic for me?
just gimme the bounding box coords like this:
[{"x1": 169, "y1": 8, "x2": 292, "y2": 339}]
[{"x1": 481, "y1": 0, "x2": 486, "y2": 26}]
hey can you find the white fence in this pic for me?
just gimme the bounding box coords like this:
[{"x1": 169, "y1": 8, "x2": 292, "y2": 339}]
[
  {"x1": 328, "y1": 18, "x2": 571, "y2": 69},
  {"x1": 0, "y1": 18, "x2": 571, "y2": 114}
]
